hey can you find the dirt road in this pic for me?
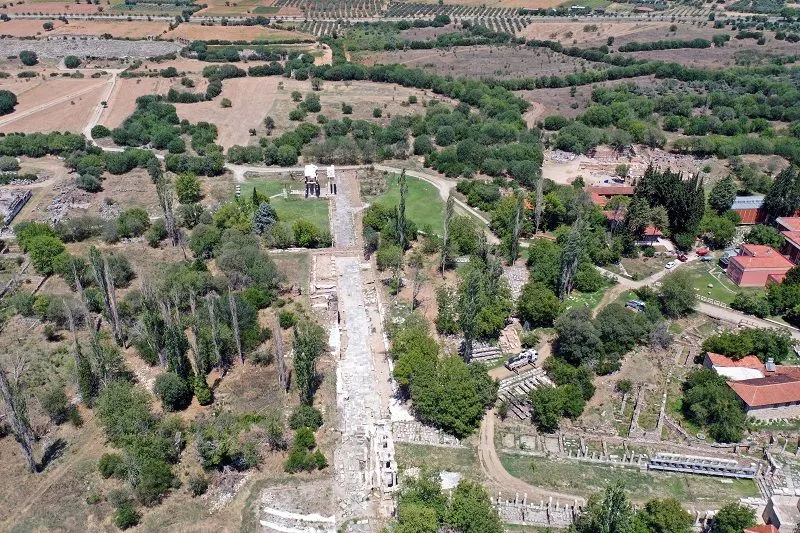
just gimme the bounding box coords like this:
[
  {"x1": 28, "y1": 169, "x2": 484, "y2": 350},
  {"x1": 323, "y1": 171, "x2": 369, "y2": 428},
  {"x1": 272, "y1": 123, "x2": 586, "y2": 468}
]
[{"x1": 478, "y1": 410, "x2": 584, "y2": 504}]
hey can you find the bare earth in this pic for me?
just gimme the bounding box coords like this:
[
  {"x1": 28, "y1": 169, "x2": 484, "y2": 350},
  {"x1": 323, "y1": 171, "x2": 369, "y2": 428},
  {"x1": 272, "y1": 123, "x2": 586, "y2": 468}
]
[
  {"x1": 102, "y1": 77, "x2": 172, "y2": 129},
  {"x1": 175, "y1": 76, "x2": 280, "y2": 149},
  {"x1": 163, "y1": 24, "x2": 312, "y2": 42},
  {"x1": 1, "y1": 2, "x2": 101, "y2": 14},
  {"x1": 51, "y1": 20, "x2": 170, "y2": 39}
]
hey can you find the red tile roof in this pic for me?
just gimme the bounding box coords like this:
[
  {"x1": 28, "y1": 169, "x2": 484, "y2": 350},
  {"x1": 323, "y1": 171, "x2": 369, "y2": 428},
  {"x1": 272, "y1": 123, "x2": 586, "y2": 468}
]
[
  {"x1": 706, "y1": 353, "x2": 764, "y2": 369},
  {"x1": 601, "y1": 210, "x2": 625, "y2": 221},
  {"x1": 744, "y1": 526, "x2": 779, "y2": 533},
  {"x1": 777, "y1": 216, "x2": 800, "y2": 232},
  {"x1": 782, "y1": 230, "x2": 800, "y2": 250},
  {"x1": 728, "y1": 374, "x2": 800, "y2": 408},
  {"x1": 589, "y1": 185, "x2": 634, "y2": 196},
  {"x1": 730, "y1": 245, "x2": 794, "y2": 271}
]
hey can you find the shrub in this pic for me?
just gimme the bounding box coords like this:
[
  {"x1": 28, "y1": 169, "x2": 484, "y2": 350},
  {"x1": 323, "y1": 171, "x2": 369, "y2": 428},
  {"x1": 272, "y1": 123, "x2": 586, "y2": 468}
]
[
  {"x1": 193, "y1": 376, "x2": 213, "y2": 406},
  {"x1": 278, "y1": 310, "x2": 296, "y2": 329},
  {"x1": 187, "y1": 474, "x2": 209, "y2": 496},
  {"x1": 40, "y1": 386, "x2": 70, "y2": 424},
  {"x1": 153, "y1": 372, "x2": 192, "y2": 412},
  {"x1": 91, "y1": 124, "x2": 110, "y2": 139},
  {"x1": 116, "y1": 207, "x2": 150, "y2": 238},
  {"x1": 373, "y1": 107, "x2": 382, "y2": 118},
  {"x1": 19, "y1": 50, "x2": 38, "y2": 66},
  {"x1": 341, "y1": 103, "x2": 353, "y2": 114},
  {"x1": 114, "y1": 503, "x2": 141, "y2": 530},
  {"x1": 76, "y1": 173, "x2": 102, "y2": 192},
  {"x1": 221, "y1": 97, "x2": 232, "y2": 108},
  {"x1": 145, "y1": 219, "x2": 167, "y2": 247},
  {"x1": 64, "y1": 55, "x2": 81, "y2": 69},
  {"x1": 289, "y1": 405, "x2": 323, "y2": 430},
  {"x1": 0, "y1": 155, "x2": 20, "y2": 171},
  {"x1": 98, "y1": 452, "x2": 126, "y2": 479},
  {"x1": 0, "y1": 89, "x2": 17, "y2": 115}
]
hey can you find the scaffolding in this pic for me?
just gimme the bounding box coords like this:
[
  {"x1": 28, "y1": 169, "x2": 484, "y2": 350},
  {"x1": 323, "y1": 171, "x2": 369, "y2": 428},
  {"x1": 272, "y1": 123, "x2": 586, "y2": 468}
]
[{"x1": 647, "y1": 452, "x2": 758, "y2": 479}]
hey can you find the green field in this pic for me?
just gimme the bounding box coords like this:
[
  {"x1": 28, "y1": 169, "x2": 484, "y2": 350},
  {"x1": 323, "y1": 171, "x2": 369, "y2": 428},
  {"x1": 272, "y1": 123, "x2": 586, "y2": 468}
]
[
  {"x1": 240, "y1": 178, "x2": 330, "y2": 230},
  {"x1": 372, "y1": 174, "x2": 445, "y2": 234},
  {"x1": 684, "y1": 261, "x2": 760, "y2": 305},
  {"x1": 396, "y1": 443, "x2": 482, "y2": 482},
  {"x1": 500, "y1": 453, "x2": 759, "y2": 506}
]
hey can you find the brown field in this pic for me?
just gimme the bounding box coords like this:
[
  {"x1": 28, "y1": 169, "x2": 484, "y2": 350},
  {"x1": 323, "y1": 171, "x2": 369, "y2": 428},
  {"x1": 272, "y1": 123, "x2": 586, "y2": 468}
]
[
  {"x1": 0, "y1": 19, "x2": 65, "y2": 37},
  {"x1": 0, "y1": 1, "x2": 101, "y2": 14},
  {"x1": 101, "y1": 77, "x2": 172, "y2": 129},
  {"x1": 174, "y1": 76, "x2": 281, "y2": 149},
  {"x1": 163, "y1": 24, "x2": 313, "y2": 42},
  {"x1": 50, "y1": 19, "x2": 170, "y2": 39},
  {"x1": 520, "y1": 21, "x2": 715, "y2": 44},
  {"x1": 0, "y1": 76, "x2": 110, "y2": 134},
  {"x1": 264, "y1": 78, "x2": 457, "y2": 138},
  {"x1": 357, "y1": 44, "x2": 607, "y2": 80},
  {"x1": 412, "y1": 0, "x2": 562, "y2": 7},
  {"x1": 625, "y1": 37, "x2": 800, "y2": 68}
]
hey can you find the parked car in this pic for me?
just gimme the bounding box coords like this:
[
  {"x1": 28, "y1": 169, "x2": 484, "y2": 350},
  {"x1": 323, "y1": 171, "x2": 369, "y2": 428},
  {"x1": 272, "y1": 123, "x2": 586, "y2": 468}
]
[
  {"x1": 677, "y1": 254, "x2": 688, "y2": 262},
  {"x1": 665, "y1": 260, "x2": 677, "y2": 269},
  {"x1": 700, "y1": 256, "x2": 714, "y2": 262},
  {"x1": 697, "y1": 248, "x2": 709, "y2": 256},
  {"x1": 625, "y1": 299, "x2": 647, "y2": 312}
]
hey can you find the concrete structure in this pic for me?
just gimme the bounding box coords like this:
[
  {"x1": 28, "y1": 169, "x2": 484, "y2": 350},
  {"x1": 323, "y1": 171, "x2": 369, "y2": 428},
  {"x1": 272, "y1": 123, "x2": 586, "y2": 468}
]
[
  {"x1": 703, "y1": 352, "x2": 766, "y2": 381},
  {"x1": 764, "y1": 495, "x2": 800, "y2": 531},
  {"x1": 0, "y1": 189, "x2": 31, "y2": 226},
  {"x1": 647, "y1": 452, "x2": 758, "y2": 479},
  {"x1": 326, "y1": 165, "x2": 337, "y2": 195},
  {"x1": 304, "y1": 164, "x2": 320, "y2": 198},
  {"x1": 731, "y1": 195, "x2": 768, "y2": 225},
  {"x1": 726, "y1": 244, "x2": 794, "y2": 287}
]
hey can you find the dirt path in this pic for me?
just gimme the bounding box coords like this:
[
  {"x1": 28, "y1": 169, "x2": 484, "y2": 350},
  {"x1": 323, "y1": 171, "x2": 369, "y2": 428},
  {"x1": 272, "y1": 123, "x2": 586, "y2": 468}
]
[
  {"x1": 0, "y1": 80, "x2": 108, "y2": 128},
  {"x1": 315, "y1": 44, "x2": 333, "y2": 66},
  {"x1": 522, "y1": 101, "x2": 545, "y2": 128},
  {"x1": 82, "y1": 69, "x2": 122, "y2": 140},
  {"x1": 478, "y1": 410, "x2": 584, "y2": 504}
]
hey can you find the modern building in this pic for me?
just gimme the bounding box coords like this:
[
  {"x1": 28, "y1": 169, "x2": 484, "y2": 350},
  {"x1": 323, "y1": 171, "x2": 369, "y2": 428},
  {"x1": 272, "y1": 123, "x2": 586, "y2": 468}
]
[
  {"x1": 705, "y1": 352, "x2": 800, "y2": 420},
  {"x1": 726, "y1": 244, "x2": 794, "y2": 287},
  {"x1": 731, "y1": 195, "x2": 768, "y2": 225}
]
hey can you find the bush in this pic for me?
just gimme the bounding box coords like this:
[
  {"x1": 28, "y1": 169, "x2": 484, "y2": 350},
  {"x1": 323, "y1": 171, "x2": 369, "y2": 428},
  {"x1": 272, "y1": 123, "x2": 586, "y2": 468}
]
[
  {"x1": 91, "y1": 124, "x2": 110, "y2": 139},
  {"x1": 153, "y1": 372, "x2": 192, "y2": 412},
  {"x1": 117, "y1": 207, "x2": 150, "y2": 238},
  {"x1": 0, "y1": 155, "x2": 20, "y2": 171},
  {"x1": 278, "y1": 310, "x2": 296, "y2": 329},
  {"x1": 187, "y1": 474, "x2": 209, "y2": 496},
  {"x1": 64, "y1": 55, "x2": 81, "y2": 69},
  {"x1": 289, "y1": 405, "x2": 323, "y2": 430},
  {"x1": 193, "y1": 376, "x2": 213, "y2": 406},
  {"x1": 341, "y1": 103, "x2": 353, "y2": 114},
  {"x1": 145, "y1": 219, "x2": 167, "y2": 247},
  {"x1": 76, "y1": 173, "x2": 102, "y2": 192},
  {"x1": 373, "y1": 107, "x2": 382, "y2": 118},
  {"x1": 98, "y1": 453, "x2": 126, "y2": 479},
  {"x1": 114, "y1": 503, "x2": 141, "y2": 530},
  {"x1": 40, "y1": 386, "x2": 70, "y2": 424},
  {"x1": 221, "y1": 97, "x2": 232, "y2": 108},
  {"x1": 19, "y1": 50, "x2": 38, "y2": 66},
  {"x1": 0, "y1": 89, "x2": 17, "y2": 115}
]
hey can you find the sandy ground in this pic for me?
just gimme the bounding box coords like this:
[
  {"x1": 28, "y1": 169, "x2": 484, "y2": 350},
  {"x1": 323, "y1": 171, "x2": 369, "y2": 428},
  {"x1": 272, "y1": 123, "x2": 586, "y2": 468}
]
[
  {"x1": 175, "y1": 76, "x2": 280, "y2": 149},
  {"x1": 520, "y1": 21, "x2": 675, "y2": 43},
  {"x1": 101, "y1": 77, "x2": 171, "y2": 129},
  {"x1": 0, "y1": 19, "x2": 61, "y2": 37},
  {"x1": 163, "y1": 24, "x2": 312, "y2": 42}
]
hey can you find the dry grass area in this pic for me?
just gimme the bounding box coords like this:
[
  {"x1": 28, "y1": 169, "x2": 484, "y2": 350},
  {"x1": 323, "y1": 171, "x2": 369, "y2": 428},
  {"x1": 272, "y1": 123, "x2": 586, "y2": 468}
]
[
  {"x1": 0, "y1": 76, "x2": 110, "y2": 134},
  {"x1": 50, "y1": 20, "x2": 170, "y2": 39},
  {"x1": 0, "y1": 19, "x2": 64, "y2": 37},
  {"x1": 625, "y1": 37, "x2": 800, "y2": 68},
  {"x1": 264, "y1": 78, "x2": 456, "y2": 138},
  {"x1": 174, "y1": 76, "x2": 281, "y2": 149},
  {"x1": 521, "y1": 21, "x2": 708, "y2": 44},
  {"x1": 0, "y1": 2, "x2": 102, "y2": 14},
  {"x1": 412, "y1": 0, "x2": 562, "y2": 7},
  {"x1": 163, "y1": 24, "x2": 312, "y2": 42},
  {"x1": 357, "y1": 45, "x2": 606, "y2": 80}
]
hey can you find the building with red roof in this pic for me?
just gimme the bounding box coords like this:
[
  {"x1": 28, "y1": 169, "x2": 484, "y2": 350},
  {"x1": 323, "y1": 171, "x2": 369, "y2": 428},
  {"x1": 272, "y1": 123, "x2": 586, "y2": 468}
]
[
  {"x1": 588, "y1": 185, "x2": 634, "y2": 208},
  {"x1": 704, "y1": 352, "x2": 800, "y2": 420},
  {"x1": 726, "y1": 244, "x2": 794, "y2": 287},
  {"x1": 777, "y1": 217, "x2": 800, "y2": 264},
  {"x1": 744, "y1": 525, "x2": 779, "y2": 533}
]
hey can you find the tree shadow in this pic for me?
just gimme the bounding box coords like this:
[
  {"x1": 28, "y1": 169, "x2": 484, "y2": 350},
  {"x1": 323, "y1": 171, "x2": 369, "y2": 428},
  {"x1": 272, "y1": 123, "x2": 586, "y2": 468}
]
[{"x1": 39, "y1": 438, "x2": 67, "y2": 471}]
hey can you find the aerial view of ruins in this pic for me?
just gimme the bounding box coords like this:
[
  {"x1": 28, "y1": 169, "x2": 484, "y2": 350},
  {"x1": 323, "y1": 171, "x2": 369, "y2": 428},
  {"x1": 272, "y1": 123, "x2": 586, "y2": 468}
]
[{"x1": 1, "y1": 0, "x2": 800, "y2": 530}]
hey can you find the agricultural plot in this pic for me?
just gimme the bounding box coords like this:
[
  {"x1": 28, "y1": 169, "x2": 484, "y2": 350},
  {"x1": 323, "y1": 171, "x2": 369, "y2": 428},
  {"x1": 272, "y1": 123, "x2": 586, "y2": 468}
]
[
  {"x1": 163, "y1": 24, "x2": 313, "y2": 42},
  {"x1": 623, "y1": 37, "x2": 800, "y2": 68},
  {"x1": 274, "y1": 0, "x2": 385, "y2": 18},
  {"x1": 385, "y1": 3, "x2": 536, "y2": 17},
  {"x1": 358, "y1": 45, "x2": 609, "y2": 80}
]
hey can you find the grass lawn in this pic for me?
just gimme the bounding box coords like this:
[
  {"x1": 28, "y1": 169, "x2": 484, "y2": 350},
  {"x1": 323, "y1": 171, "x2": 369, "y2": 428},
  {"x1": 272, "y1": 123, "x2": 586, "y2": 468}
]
[
  {"x1": 395, "y1": 443, "x2": 482, "y2": 482},
  {"x1": 563, "y1": 282, "x2": 612, "y2": 311},
  {"x1": 372, "y1": 174, "x2": 445, "y2": 234},
  {"x1": 684, "y1": 261, "x2": 760, "y2": 305},
  {"x1": 240, "y1": 177, "x2": 330, "y2": 229},
  {"x1": 618, "y1": 256, "x2": 670, "y2": 280},
  {"x1": 500, "y1": 453, "x2": 759, "y2": 506}
]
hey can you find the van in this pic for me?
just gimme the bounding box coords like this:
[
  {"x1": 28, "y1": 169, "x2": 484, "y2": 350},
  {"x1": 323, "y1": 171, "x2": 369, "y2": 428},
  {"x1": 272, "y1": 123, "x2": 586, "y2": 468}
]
[{"x1": 505, "y1": 349, "x2": 538, "y2": 371}]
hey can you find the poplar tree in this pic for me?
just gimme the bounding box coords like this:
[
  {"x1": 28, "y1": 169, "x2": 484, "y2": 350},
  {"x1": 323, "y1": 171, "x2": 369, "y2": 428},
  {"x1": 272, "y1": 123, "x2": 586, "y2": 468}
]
[
  {"x1": 396, "y1": 170, "x2": 408, "y2": 250},
  {"x1": 441, "y1": 193, "x2": 454, "y2": 277},
  {"x1": 0, "y1": 364, "x2": 36, "y2": 472}
]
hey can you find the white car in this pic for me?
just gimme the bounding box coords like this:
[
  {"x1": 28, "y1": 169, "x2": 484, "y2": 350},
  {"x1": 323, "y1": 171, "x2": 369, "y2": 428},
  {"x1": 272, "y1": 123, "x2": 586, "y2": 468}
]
[{"x1": 665, "y1": 261, "x2": 677, "y2": 269}]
